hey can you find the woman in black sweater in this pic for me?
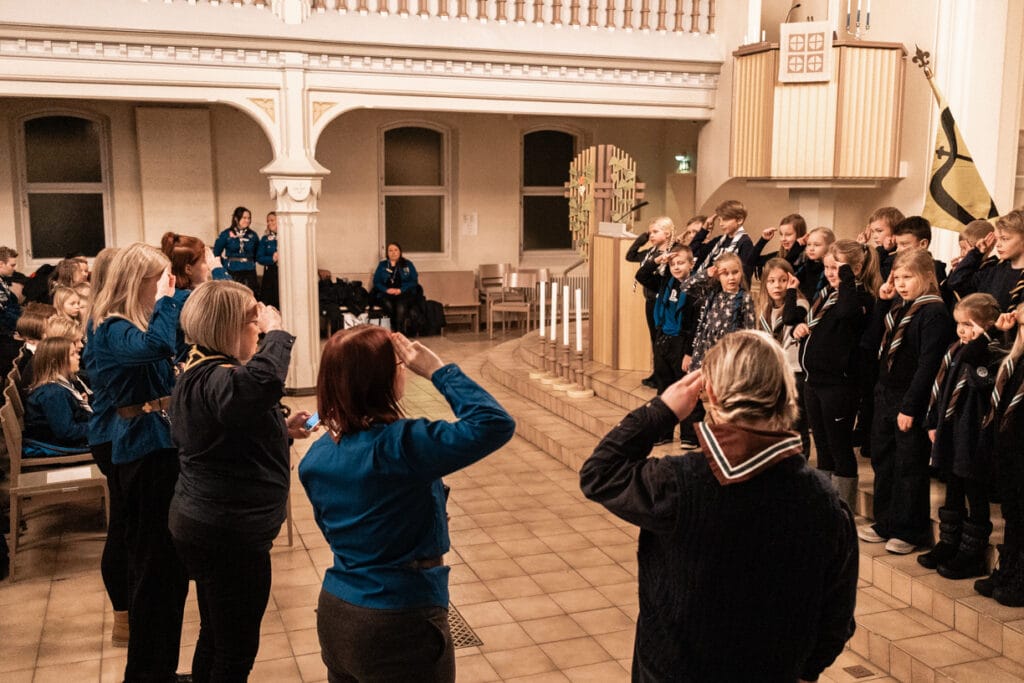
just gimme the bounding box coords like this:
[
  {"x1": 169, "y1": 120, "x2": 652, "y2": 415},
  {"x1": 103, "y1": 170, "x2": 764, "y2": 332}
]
[
  {"x1": 168, "y1": 280, "x2": 313, "y2": 682},
  {"x1": 581, "y1": 330, "x2": 857, "y2": 682}
]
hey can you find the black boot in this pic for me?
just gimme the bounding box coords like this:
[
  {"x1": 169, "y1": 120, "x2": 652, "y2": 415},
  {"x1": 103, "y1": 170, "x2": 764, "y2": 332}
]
[
  {"x1": 975, "y1": 544, "x2": 1014, "y2": 597},
  {"x1": 918, "y1": 507, "x2": 962, "y2": 569},
  {"x1": 938, "y1": 520, "x2": 992, "y2": 580},
  {"x1": 994, "y1": 549, "x2": 1024, "y2": 606}
]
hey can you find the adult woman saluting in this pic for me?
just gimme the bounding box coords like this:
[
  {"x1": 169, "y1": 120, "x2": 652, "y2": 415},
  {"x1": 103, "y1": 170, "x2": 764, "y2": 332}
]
[
  {"x1": 213, "y1": 206, "x2": 259, "y2": 294},
  {"x1": 89, "y1": 244, "x2": 190, "y2": 682},
  {"x1": 581, "y1": 331, "x2": 858, "y2": 682},
  {"x1": 372, "y1": 242, "x2": 418, "y2": 334},
  {"x1": 299, "y1": 328, "x2": 515, "y2": 682},
  {"x1": 169, "y1": 280, "x2": 313, "y2": 682}
]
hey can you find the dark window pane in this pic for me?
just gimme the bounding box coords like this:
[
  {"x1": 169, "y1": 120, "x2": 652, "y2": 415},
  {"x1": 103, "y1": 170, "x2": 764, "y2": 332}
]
[
  {"x1": 385, "y1": 196, "x2": 443, "y2": 252},
  {"x1": 25, "y1": 116, "x2": 102, "y2": 183},
  {"x1": 524, "y1": 131, "x2": 575, "y2": 187},
  {"x1": 384, "y1": 127, "x2": 442, "y2": 186},
  {"x1": 523, "y1": 196, "x2": 571, "y2": 251},
  {"x1": 27, "y1": 193, "x2": 105, "y2": 258}
]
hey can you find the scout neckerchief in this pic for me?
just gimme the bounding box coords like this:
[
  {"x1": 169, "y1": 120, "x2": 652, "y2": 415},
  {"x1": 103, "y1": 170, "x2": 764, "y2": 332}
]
[
  {"x1": 52, "y1": 376, "x2": 92, "y2": 413},
  {"x1": 806, "y1": 287, "x2": 838, "y2": 330},
  {"x1": 759, "y1": 304, "x2": 785, "y2": 343},
  {"x1": 928, "y1": 340, "x2": 962, "y2": 422},
  {"x1": 703, "y1": 227, "x2": 748, "y2": 271},
  {"x1": 181, "y1": 345, "x2": 232, "y2": 374},
  {"x1": 878, "y1": 294, "x2": 944, "y2": 370},
  {"x1": 985, "y1": 354, "x2": 1024, "y2": 430}
]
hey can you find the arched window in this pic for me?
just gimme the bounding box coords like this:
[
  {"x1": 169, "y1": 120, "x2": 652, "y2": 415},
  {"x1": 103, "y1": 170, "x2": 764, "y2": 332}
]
[
  {"x1": 522, "y1": 130, "x2": 576, "y2": 251},
  {"x1": 380, "y1": 125, "x2": 450, "y2": 254},
  {"x1": 18, "y1": 113, "x2": 110, "y2": 260}
]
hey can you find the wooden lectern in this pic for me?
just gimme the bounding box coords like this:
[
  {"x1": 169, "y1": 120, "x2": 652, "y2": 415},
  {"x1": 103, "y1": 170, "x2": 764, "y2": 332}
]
[{"x1": 591, "y1": 233, "x2": 651, "y2": 372}]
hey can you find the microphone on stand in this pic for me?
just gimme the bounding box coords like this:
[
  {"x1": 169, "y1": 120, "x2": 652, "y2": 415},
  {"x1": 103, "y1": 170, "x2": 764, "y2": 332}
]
[
  {"x1": 612, "y1": 200, "x2": 650, "y2": 223},
  {"x1": 785, "y1": 2, "x2": 802, "y2": 23}
]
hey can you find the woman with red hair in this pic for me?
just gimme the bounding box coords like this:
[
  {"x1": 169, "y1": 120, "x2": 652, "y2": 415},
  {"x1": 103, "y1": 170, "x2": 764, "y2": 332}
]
[{"x1": 299, "y1": 327, "x2": 515, "y2": 682}]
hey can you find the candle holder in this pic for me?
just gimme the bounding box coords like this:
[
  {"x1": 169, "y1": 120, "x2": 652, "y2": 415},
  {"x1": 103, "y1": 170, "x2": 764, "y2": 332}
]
[
  {"x1": 553, "y1": 343, "x2": 576, "y2": 391},
  {"x1": 541, "y1": 336, "x2": 560, "y2": 384},
  {"x1": 566, "y1": 349, "x2": 595, "y2": 399},
  {"x1": 844, "y1": 2, "x2": 871, "y2": 40},
  {"x1": 529, "y1": 337, "x2": 550, "y2": 379}
]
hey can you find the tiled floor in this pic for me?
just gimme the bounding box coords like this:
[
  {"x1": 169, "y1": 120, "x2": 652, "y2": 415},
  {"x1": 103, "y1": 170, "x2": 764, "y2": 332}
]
[{"x1": 1, "y1": 331, "x2": 895, "y2": 682}]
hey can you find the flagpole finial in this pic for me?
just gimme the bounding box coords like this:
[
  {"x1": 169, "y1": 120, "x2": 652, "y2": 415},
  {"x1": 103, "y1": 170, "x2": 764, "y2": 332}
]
[{"x1": 913, "y1": 45, "x2": 933, "y2": 79}]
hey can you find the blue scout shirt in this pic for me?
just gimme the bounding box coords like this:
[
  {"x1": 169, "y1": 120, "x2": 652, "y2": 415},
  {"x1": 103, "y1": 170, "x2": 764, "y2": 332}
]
[
  {"x1": 256, "y1": 233, "x2": 277, "y2": 267},
  {"x1": 299, "y1": 364, "x2": 515, "y2": 610},
  {"x1": 372, "y1": 259, "x2": 419, "y2": 296},
  {"x1": 213, "y1": 227, "x2": 258, "y2": 273},
  {"x1": 88, "y1": 289, "x2": 188, "y2": 463}
]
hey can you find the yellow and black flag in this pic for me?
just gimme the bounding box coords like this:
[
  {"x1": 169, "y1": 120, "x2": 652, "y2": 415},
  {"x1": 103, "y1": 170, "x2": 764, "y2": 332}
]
[{"x1": 914, "y1": 46, "x2": 999, "y2": 231}]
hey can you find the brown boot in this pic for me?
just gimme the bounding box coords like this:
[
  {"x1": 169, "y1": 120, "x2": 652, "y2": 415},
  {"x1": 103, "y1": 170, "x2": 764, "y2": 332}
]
[{"x1": 112, "y1": 610, "x2": 129, "y2": 648}]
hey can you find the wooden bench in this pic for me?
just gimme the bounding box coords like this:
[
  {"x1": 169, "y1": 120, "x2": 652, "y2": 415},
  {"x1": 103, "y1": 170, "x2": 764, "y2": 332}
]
[{"x1": 418, "y1": 270, "x2": 480, "y2": 334}]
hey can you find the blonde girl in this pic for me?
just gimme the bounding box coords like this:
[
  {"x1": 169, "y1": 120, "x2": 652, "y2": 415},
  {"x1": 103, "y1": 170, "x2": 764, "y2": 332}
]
[
  {"x1": 795, "y1": 226, "x2": 836, "y2": 301},
  {"x1": 684, "y1": 252, "x2": 755, "y2": 373},
  {"x1": 53, "y1": 285, "x2": 83, "y2": 323},
  {"x1": 796, "y1": 240, "x2": 879, "y2": 510},
  {"x1": 627, "y1": 216, "x2": 675, "y2": 386},
  {"x1": 918, "y1": 293, "x2": 1000, "y2": 580},
  {"x1": 860, "y1": 248, "x2": 955, "y2": 555},
  {"x1": 757, "y1": 257, "x2": 810, "y2": 453}
]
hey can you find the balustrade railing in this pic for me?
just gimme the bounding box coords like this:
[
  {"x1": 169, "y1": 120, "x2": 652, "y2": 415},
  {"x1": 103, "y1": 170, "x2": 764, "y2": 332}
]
[
  {"x1": 306, "y1": 0, "x2": 716, "y2": 33},
  {"x1": 153, "y1": 0, "x2": 714, "y2": 33}
]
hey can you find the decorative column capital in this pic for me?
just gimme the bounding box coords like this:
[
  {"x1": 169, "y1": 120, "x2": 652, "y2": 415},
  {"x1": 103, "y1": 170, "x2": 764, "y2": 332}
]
[{"x1": 267, "y1": 175, "x2": 324, "y2": 211}]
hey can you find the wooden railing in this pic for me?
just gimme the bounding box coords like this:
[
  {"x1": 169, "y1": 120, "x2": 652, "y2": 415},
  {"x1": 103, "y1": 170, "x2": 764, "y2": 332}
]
[
  {"x1": 153, "y1": 0, "x2": 714, "y2": 33},
  {"x1": 310, "y1": 0, "x2": 716, "y2": 33}
]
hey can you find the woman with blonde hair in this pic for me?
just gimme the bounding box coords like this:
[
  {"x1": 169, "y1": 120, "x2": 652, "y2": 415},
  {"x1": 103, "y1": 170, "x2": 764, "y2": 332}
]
[
  {"x1": 169, "y1": 280, "x2": 311, "y2": 681},
  {"x1": 581, "y1": 330, "x2": 857, "y2": 681},
  {"x1": 89, "y1": 243, "x2": 191, "y2": 679}
]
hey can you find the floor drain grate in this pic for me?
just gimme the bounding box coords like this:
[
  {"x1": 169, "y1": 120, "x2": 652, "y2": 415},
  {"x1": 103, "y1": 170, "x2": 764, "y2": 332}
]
[
  {"x1": 843, "y1": 665, "x2": 875, "y2": 679},
  {"x1": 448, "y1": 604, "x2": 483, "y2": 649}
]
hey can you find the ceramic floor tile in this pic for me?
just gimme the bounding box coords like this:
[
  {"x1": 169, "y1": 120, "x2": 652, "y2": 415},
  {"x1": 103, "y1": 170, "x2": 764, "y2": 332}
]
[
  {"x1": 539, "y1": 636, "x2": 615, "y2": 670},
  {"x1": 483, "y1": 645, "x2": 557, "y2": 679},
  {"x1": 475, "y1": 622, "x2": 536, "y2": 653},
  {"x1": 486, "y1": 576, "x2": 546, "y2": 600},
  {"x1": 500, "y1": 595, "x2": 567, "y2": 622},
  {"x1": 519, "y1": 615, "x2": 587, "y2": 644}
]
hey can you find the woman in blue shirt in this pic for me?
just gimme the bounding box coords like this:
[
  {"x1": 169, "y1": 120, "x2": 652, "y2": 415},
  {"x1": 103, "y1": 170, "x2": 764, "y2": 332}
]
[
  {"x1": 213, "y1": 206, "x2": 259, "y2": 294},
  {"x1": 23, "y1": 337, "x2": 90, "y2": 455},
  {"x1": 256, "y1": 211, "x2": 279, "y2": 308},
  {"x1": 299, "y1": 328, "x2": 515, "y2": 682},
  {"x1": 89, "y1": 243, "x2": 190, "y2": 682},
  {"x1": 372, "y1": 242, "x2": 419, "y2": 334}
]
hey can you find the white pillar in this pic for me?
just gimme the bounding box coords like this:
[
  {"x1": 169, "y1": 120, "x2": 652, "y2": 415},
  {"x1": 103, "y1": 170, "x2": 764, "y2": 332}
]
[
  {"x1": 262, "y1": 55, "x2": 331, "y2": 393},
  {"x1": 268, "y1": 174, "x2": 324, "y2": 393}
]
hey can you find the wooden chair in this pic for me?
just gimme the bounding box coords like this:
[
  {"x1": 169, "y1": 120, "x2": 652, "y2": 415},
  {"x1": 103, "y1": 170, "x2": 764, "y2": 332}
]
[
  {"x1": 489, "y1": 270, "x2": 540, "y2": 339},
  {"x1": 3, "y1": 401, "x2": 108, "y2": 581},
  {"x1": 4, "y1": 382, "x2": 24, "y2": 426},
  {"x1": 478, "y1": 263, "x2": 511, "y2": 309}
]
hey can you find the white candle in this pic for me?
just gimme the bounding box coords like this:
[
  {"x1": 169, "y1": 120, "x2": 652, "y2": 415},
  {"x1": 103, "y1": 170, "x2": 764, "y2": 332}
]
[
  {"x1": 539, "y1": 281, "x2": 545, "y2": 337},
  {"x1": 563, "y1": 285, "x2": 570, "y2": 346},
  {"x1": 574, "y1": 288, "x2": 583, "y2": 353},
  {"x1": 550, "y1": 283, "x2": 557, "y2": 342},
  {"x1": 760, "y1": 29, "x2": 766, "y2": 42}
]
